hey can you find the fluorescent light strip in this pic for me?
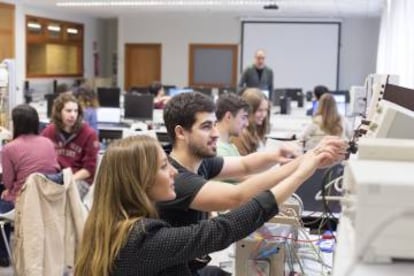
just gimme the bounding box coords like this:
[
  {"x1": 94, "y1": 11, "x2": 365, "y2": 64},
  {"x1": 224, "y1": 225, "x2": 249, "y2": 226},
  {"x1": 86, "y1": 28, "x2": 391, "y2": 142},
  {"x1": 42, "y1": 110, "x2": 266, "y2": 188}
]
[
  {"x1": 48, "y1": 25, "x2": 61, "y2": 32},
  {"x1": 57, "y1": 0, "x2": 275, "y2": 7},
  {"x1": 27, "y1": 22, "x2": 42, "y2": 29},
  {"x1": 67, "y1": 28, "x2": 79, "y2": 34}
]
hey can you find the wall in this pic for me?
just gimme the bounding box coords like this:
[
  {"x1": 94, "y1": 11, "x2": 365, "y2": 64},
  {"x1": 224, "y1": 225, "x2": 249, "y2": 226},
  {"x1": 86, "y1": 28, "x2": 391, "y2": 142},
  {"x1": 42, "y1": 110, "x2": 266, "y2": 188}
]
[
  {"x1": 119, "y1": 13, "x2": 380, "y2": 90},
  {"x1": 118, "y1": 13, "x2": 240, "y2": 89},
  {"x1": 339, "y1": 17, "x2": 380, "y2": 90}
]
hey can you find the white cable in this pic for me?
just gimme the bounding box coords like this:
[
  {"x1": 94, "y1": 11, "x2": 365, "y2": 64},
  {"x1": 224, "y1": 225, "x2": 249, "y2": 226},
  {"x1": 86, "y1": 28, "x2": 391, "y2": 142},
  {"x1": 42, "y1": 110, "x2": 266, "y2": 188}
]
[
  {"x1": 291, "y1": 193, "x2": 304, "y2": 215},
  {"x1": 343, "y1": 208, "x2": 414, "y2": 276},
  {"x1": 315, "y1": 176, "x2": 343, "y2": 201},
  {"x1": 334, "y1": 175, "x2": 343, "y2": 192}
]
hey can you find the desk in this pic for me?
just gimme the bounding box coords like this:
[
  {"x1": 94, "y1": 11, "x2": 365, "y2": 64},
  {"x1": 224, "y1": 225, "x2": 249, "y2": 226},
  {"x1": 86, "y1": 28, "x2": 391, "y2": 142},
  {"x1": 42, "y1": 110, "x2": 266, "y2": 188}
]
[
  {"x1": 210, "y1": 227, "x2": 334, "y2": 275},
  {"x1": 269, "y1": 107, "x2": 311, "y2": 139},
  {"x1": 98, "y1": 124, "x2": 171, "y2": 152}
]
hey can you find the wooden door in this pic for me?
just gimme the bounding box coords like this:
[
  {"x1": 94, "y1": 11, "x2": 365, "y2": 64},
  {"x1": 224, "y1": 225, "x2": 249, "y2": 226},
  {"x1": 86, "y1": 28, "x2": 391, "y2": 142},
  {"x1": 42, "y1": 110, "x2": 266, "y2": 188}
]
[
  {"x1": 124, "y1": 44, "x2": 161, "y2": 91},
  {"x1": 0, "y1": 2, "x2": 15, "y2": 60}
]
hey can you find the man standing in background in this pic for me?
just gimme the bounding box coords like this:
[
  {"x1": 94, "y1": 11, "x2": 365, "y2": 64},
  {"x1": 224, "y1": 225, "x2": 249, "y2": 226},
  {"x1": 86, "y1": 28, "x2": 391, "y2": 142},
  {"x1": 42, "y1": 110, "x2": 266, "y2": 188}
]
[{"x1": 239, "y1": 49, "x2": 274, "y2": 97}]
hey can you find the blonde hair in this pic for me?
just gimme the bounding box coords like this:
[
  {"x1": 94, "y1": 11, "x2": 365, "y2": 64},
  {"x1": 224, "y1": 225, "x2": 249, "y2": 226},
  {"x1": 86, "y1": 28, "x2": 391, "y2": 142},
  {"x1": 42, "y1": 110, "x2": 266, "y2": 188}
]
[
  {"x1": 315, "y1": 93, "x2": 343, "y2": 136},
  {"x1": 75, "y1": 135, "x2": 160, "y2": 276},
  {"x1": 232, "y1": 88, "x2": 269, "y2": 155}
]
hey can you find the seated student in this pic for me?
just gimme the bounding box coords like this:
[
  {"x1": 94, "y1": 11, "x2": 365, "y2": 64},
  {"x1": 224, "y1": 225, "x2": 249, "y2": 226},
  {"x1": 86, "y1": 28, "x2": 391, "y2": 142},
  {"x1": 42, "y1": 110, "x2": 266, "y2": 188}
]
[
  {"x1": 306, "y1": 85, "x2": 329, "y2": 116},
  {"x1": 232, "y1": 88, "x2": 270, "y2": 155},
  {"x1": 215, "y1": 93, "x2": 250, "y2": 157},
  {"x1": 149, "y1": 81, "x2": 171, "y2": 109},
  {"x1": 42, "y1": 92, "x2": 99, "y2": 199},
  {"x1": 300, "y1": 93, "x2": 352, "y2": 151},
  {"x1": 0, "y1": 104, "x2": 60, "y2": 267},
  {"x1": 74, "y1": 135, "x2": 344, "y2": 275},
  {"x1": 157, "y1": 92, "x2": 346, "y2": 275},
  {"x1": 74, "y1": 85, "x2": 99, "y2": 134}
]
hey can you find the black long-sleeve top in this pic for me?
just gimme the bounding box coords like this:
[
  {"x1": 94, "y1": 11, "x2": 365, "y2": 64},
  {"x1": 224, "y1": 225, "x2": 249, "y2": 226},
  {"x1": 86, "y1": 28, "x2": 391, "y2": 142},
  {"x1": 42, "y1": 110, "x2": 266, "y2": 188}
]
[{"x1": 112, "y1": 191, "x2": 279, "y2": 275}]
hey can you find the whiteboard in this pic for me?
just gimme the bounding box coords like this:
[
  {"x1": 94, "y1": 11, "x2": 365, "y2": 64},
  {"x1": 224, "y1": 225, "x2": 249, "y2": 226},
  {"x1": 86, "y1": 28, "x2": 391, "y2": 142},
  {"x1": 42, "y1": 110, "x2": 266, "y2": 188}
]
[{"x1": 241, "y1": 21, "x2": 340, "y2": 93}]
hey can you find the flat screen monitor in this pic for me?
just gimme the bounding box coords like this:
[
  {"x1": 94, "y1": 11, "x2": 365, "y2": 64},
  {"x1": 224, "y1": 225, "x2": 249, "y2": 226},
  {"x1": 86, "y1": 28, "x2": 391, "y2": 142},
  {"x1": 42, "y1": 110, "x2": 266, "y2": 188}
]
[
  {"x1": 168, "y1": 88, "x2": 193, "y2": 97},
  {"x1": 45, "y1": 93, "x2": 58, "y2": 118},
  {"x1": 331, "y1": 90, "x2": 350, "y2": 103},
  {"x1": 261, "y1": 90, "x2": 270, "y2": 98},
  {"x1": 194, "y1": 88, "x2": 213, "y2": 98},
  {"x1": 97, "y1": 87, "x2": 120, "y2": 107},
  {"x1": 124, "y1": 94, "x2": 154, "y2": 121},
  {"x1": 97, "y1": 107, "x2": 121, "y2": 123},
  {"x1": 333, "y1": 94, "x2": 347, "y2": 116},
  {"x1": 218, "y1": 87, "x2": 237, "y2": 95}
]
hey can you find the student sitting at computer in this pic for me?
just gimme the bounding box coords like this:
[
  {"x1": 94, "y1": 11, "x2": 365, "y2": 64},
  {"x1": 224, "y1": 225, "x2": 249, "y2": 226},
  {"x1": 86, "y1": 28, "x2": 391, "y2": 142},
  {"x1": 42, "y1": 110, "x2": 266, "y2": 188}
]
[
  {"x1": 149, "y1": 81, "x2": 171, "y2": 109},
  {"x1": 74, "y1": 85, "x2": 99, "y2": 134},
  {"x1": 42, "y1": 92, "x2": 99, "y2": 199},
  {"x1": 216, "y1": 93, "x2": 250, "y2": 157},
  {"x1": 74, "y1": 135, "x2": 345, "y2": 275},
  {"x1": 0, "y1": 104, "x2": 60, "y2": 267},
  {"x1": 306, "y1": 85, "x2": 329, "y2": 116},
  {"x1": 232, "y1": 88, "x2": 270, "y2": 155},
  {"x1": 300, "y1": 93, "x2": 352, "y2": 152}
]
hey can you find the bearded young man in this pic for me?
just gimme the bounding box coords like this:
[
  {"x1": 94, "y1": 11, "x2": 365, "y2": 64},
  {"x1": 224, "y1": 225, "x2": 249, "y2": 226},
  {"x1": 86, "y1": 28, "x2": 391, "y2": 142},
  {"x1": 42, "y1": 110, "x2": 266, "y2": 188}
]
[{"x1": 158, "y1": 92, "x2": 346, "y2": 276}]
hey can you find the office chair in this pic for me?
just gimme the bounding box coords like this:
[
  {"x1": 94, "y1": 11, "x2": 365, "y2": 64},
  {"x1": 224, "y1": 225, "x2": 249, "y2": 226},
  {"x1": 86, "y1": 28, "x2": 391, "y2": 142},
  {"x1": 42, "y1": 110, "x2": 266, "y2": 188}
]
[{"x1": 0, "y1": 208, "x2": 15, "y2": 263}]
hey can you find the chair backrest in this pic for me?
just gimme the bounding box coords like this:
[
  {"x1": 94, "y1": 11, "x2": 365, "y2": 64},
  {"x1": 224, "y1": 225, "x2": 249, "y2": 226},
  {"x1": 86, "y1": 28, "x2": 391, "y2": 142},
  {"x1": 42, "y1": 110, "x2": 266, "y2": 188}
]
[{"x1": 0, "y1": 208, "x2": 15, "y2": 221}]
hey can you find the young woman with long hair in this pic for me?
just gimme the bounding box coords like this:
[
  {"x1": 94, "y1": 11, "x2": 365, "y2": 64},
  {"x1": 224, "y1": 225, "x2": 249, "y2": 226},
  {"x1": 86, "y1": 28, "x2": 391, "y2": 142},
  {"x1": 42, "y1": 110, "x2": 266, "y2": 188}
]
[
  {"x1": 300, "y1": 93, "x2": 352, "y2": 151},
  {"x1": 75, "y1": 135, "x2": 345, "y2": 275},
  {"x1": 232, "y1": 88, "x2": 270, "y2": 155},
  {"x1": 42, "y1": 92, "x2": 99, "y2": 198}
]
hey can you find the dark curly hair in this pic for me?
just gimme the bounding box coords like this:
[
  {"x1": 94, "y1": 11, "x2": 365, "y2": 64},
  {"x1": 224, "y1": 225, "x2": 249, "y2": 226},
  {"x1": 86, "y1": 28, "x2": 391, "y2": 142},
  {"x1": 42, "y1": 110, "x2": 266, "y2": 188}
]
[{"x1": 163, "y1": 92, "x2": 215, "y2": 144}]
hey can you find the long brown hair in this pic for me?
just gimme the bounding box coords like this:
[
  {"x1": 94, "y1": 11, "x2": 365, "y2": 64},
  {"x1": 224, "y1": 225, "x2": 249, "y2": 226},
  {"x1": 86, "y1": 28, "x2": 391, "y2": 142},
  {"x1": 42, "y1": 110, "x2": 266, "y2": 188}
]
[
  {"x1": 242, "y1": 88, "x2": 270, "y2": 140},
  {"x1": 75, "y1": 135, "x2": 160, "y2": 276},
  {"x1": 315, "y1": 93, "x2": 343, "y2": 136},
  {"x1": 51, "y1": 92, "x2": 84, "y2": 133},
  {"x1": 232, "y1": 88, "x2": 269, "y2": 155}
]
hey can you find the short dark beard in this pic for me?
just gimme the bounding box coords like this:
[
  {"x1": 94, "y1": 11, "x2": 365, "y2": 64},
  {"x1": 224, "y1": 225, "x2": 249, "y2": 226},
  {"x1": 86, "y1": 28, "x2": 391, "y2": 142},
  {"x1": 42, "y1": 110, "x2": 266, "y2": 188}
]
[{"x1": 188, "y1": 141, "x2": 216, "y2": 159}]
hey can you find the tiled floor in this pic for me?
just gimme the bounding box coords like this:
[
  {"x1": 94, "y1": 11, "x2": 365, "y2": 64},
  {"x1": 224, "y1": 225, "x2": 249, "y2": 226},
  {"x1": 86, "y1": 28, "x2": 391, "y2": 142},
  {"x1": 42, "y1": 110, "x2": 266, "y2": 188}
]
[{"x1": 0, "y1": 266, "x2": 13, "y2": 275}]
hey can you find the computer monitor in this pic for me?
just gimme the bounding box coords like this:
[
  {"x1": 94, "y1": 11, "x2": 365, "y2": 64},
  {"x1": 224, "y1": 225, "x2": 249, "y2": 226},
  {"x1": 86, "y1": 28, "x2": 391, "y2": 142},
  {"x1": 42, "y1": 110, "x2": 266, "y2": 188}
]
[
  {"x1": 45, "y1": 93, "x2": 58, "y2": 118},
  {"x1": 124, "y1": 94, "x2": 154, "y2": 121},
  {"x1": 168, "y1": 88, "x2": 193, "y2": 97},
  {"x1": 97, "y1": 87, "x2": 120, "y2": 107},
  {"x1": 218, "y1": 87, "x2": 237, "y2": 95},
  {"x1": 97, "y1": 107, "x2": 121, "y2": 123},
  {"x1": 261, "y1": 90, "x2": 270, "y2": 98},
  {"x1": 276, "y1": 88, "x2": 303, "y2": 107},
  {"x1": 194, "y1": 88, "x2": 213, "y2": 98},
  {"x1": 271, "y1": 89, "x2": 285, "y2": 106},
  {"x1": 333, "y1": 94, "x2": 347, "y2": 116},
  {"x1": 331, "y1": 90, "x2": 350, "y2": 103}
]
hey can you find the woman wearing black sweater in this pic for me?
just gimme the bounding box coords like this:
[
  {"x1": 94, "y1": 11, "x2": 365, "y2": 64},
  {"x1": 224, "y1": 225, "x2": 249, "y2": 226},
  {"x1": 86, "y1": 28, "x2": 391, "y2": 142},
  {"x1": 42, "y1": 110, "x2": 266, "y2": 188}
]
[{"x1": 75, "y1": 135, "x2": 345, "y2": 276}]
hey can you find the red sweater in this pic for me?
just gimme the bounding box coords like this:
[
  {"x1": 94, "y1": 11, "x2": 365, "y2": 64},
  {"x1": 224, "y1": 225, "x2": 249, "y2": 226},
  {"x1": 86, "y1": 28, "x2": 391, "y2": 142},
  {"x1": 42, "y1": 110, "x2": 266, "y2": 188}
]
[
  {"x1": 41, "y1": 123, "x2": 99, "y2": 184},
  {"x1": 1, "y1": 135, "x2": 60, "y2": 202}
]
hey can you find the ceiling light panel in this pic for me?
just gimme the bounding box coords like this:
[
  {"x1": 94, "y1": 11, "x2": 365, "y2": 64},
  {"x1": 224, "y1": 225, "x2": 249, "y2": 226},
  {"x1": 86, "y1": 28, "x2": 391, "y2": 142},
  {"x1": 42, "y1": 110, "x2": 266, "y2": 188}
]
[{"x1": 57, "y1": 0, "x2": 277, "y2": 7}]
